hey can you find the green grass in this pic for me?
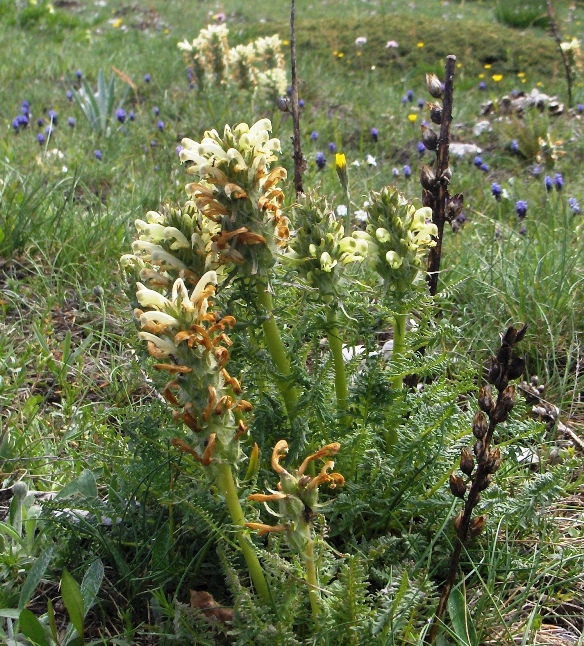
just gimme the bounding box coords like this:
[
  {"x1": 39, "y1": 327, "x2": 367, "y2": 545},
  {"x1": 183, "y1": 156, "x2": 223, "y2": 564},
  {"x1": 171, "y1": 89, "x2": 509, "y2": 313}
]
[{"x1": 1, "y1": 0, "x2": 584, "y2": 643}]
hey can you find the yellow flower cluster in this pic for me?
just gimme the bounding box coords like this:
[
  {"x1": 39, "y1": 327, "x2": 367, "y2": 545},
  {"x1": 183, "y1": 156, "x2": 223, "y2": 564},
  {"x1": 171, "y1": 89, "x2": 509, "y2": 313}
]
[{"x1": 180, "y1": 119, "x2": 290, "y2": 274}]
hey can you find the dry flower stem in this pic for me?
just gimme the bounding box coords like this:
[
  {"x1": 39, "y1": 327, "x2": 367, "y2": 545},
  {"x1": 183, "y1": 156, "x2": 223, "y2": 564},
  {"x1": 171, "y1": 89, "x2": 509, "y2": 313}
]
[
  {"x1": 427, "y1": 55, "x2": 456, "y2": 297},
  {"x1": 290, "y1": 0, "x2": 305, "y2": 194},
  {"x1": 546, "y1": 0, "x2": 573, "y2": 108}
]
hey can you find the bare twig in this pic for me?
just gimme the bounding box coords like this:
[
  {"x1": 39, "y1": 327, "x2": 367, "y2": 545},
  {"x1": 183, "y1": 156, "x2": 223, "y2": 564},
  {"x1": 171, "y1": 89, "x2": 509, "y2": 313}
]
[
  {"x1": 547, "y1": 0, "x2": 573, "y2": 108},
  {"x1": 290, "y1": 0, "x2": 305, "y2": 194}
]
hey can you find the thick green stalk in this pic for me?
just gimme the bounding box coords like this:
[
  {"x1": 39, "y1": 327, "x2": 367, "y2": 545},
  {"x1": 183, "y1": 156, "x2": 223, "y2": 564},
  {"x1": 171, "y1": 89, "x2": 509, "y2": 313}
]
[
  {"x1": 303, "y1": 537, "x2": 321, "y2": 621},
  {"x1": 326, "y1": 309, "x2": 349, "y2": 424},
  {"x1": 391, "y1": 312, "x2": 407, "y2": 391},
  {"x1": 216, "y1": 462, "x2": 271, "y2": 605},
  {"x1": 254, "y1": 281, "x2": 298, "y2": 417}
]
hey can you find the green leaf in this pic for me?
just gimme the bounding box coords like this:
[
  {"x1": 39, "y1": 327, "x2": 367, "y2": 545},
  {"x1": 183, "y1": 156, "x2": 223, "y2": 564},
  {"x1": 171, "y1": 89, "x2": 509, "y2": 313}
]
[
  {"x1": 19, "y1": 608, "x2": 51, "y2": 646},
  {"x1": 54, "y1": 470, "x2": 97, "y2": 501},
  {"x1": 447, "y1": 586, "x2": 478, "y2": 646},
  {"x1": 80, "y1": 560, "x2": 104, "y2": 612},
  {"x1": 47, "y1": 598, "x2": 59, "y2": 644},
  {"x1": 19, "y1": 546, "x2": 54, "y2": 611},
  {"x1": 61, "y1": 569, "x2": 84, "y2": 638},
  {"x1": 0, "y1": 608, "x2": 21, "y2": 619},
  {"x1": 0, "y1": 520, "x2": 23, "y2": 544}
]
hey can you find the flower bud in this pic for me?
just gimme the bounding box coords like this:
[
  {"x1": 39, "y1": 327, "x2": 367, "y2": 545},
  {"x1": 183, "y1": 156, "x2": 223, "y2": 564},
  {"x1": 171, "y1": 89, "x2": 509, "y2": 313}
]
[
  {"x1": 429, "y1": 102, "x2": 443, "y2": 125},
  {"x1": 460, "y1": 447, "x2": 475, "y2": 476},
  {"x1": 426, "y1": 73, "x2": 443, "y2": 99},
  {"x1": 421, "y1": 124, "x2": 438, "y2": 151},
  {"x1": 478, "y1": 384, "x2": 494, "y2": 414},
  {"x1": 477, "y1": 474, "x2": 492, "y2": 491},
  {"x1": 468, "y1": 514, "x2": 487, "y2": 538},
  {"x1": 508, "y1": 356, "x2": 525, "y2": 381},
  {"x1": 276, "y1": 96, "x2": 290, "y2": 112},
  {"x1": 420, "y1": 165, "x2": 436, "y2": 190},
  {"x1": 473, "y1": 439, "x2": 485, "y2": 459},
  {"x1": 487, "y1": 358, "x2": 502, "y2": 386},
  {"x1": 485, "y1": 447, "x2": 502, "y2": 474},
  {"x1": 454, "y1": 510, "x2": 464, "y2": 533},
  {"x1": 492, "y1": 385, "x2": 516, "y2": 423},
  {"x1": 472, "y1": 411, "x2": 488, "y2": 439},
  {"x1": 449, "y1": 473, "x2": 466, "y2": 498}
]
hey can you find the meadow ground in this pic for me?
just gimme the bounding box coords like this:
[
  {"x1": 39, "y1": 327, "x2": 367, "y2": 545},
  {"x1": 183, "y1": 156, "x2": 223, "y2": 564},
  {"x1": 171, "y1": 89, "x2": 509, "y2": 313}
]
[{"x1": 1, "y1": 0, "x2": 584, "y2": 643}]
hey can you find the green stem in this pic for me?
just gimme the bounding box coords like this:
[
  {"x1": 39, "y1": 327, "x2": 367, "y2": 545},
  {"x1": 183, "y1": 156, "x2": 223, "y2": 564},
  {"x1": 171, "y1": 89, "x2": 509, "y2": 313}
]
[
  {"x1": 326, "y1": 309, "x2": 349, "y2": 425},
  {"x1": 303, "y1": 537, "x2": 321, "y2": 621},
  {"x1": 391, "y1": 312, "x2": 407, "y2": 391},
  {"x1": 254, "y1": 281, "x2": 299, "y2": 417},
  {"x1": 216, "y1": 462, "x2": 271, "y2": 606}
]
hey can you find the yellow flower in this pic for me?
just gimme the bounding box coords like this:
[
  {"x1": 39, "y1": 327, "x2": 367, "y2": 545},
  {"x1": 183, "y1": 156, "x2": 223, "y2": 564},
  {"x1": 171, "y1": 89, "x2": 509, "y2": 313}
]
[
  {"x1": 537, "y1": 81, "x2": 543, "y2": 87},
  {"x1": 492, "y1": 74, "x2": 503, "y2": 82},
  {"x1": 112, "y1": 18, "x2": 123, "y2": 28},
  {"x1": 517, "y1": 72, "x2": 526, "y2": 78},
  {"x1": 484, "y1": 64, "x2": 492, "y2": 69},
  {"x1": 478, "y1": 73, "x2": 484, "y2": 79},
  {"x1": 456, "y1": 62, "x2": 462, "y2": 68},
  {"x1": 408, "y1": 113, "x2": 418, "y2": 123},
  {"x1": 282, "y1": 39, "x2": 290, "y2": 45},
  {"x1": 335, "y1": 153, "x2": 347, "y2": 171},
  {"x1": 337, "y1": 52, "x2": 345, "y2": 58},
  {"x1": 417, "y1": 42, "x2": 424, "y2": 48}
]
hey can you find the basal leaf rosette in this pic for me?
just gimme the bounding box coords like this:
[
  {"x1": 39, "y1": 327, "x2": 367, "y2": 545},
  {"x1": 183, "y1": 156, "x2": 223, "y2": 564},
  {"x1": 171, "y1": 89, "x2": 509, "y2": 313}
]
[
  {"x1": 180, "y1": 119, "x2": 290, "y2": 276},
  {"x1": 356, "y1": 186, "x2": 437, "y2": 296},
  {"x1": 120, "y1": 201, "x2": 221, "y2": 295},
  {"x1": 246, "y1": 440, "x2": 344, "y2": 552},
  {"x1": 286, "y1": 192, "x2": 368, "y2": 297},
  {"x1": 134, "y1": 270, "x2": 252, "y2": 470}
]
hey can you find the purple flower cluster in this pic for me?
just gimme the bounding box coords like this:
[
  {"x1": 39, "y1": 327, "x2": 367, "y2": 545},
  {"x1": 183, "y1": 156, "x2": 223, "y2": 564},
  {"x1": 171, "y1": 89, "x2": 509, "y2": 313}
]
[
  {"x1": 315, "y1": 152, "x2": 326, "y2": 169},
  {"x1": 568, "y1": 197, "x2": 580, "y2": 215},
  {"x1": 515, "y1": 200, "x2": 528, "y2": 219}
]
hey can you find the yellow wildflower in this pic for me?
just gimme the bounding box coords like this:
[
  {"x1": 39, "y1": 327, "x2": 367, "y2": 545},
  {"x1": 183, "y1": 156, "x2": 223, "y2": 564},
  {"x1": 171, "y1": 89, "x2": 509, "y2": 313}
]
[
  {"x1": 484, "y1": 64, "x2": 492, "y2": 69},
  {"x1": 408, "y1": 113, "x2": 418, "y2": 123},
  {"x1": 492, "y1": 74, "x2": 503, "y2": 82},
  {"x1": 417, "y1": 42, "x2": 424, "y2": 48}
]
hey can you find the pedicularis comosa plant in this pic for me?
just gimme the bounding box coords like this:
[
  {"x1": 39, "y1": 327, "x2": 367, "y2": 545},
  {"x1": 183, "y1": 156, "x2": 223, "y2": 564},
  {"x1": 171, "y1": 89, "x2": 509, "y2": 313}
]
[{"x1": 120, "y1": 56, "x2": 544, "y2": 642}]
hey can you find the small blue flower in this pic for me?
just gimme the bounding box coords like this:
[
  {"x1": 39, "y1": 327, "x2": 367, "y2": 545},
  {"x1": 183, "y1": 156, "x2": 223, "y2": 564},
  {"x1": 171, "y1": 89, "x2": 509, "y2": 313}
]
[
  {"x1": 480, "y1": 163, "x2": 489, "y2": 172},
  {"x1": 66, "y1": 90, "x2": 73, "y2": 101},
  {"x1": 417, "y1": 98, "x2": 425, "y2": 109},
  {"x1": 157, "y1": 120, "x2": 165, "y2": 131},
  {"x1": 519, "y1": 222, "x2": 527, "y2": 236},
  {"x1": 544, "y1": 175, "x2": 553, "y2": 192},
  {"x1": 328, "y1": 142, "x2": 337, "y2": 153},
  {"x1": 315, "y1": 152, "x2": 326, "y2": 169},
  {"x1": 532, "y1": 165, "x2": 542, "y2": 177},
  {"x1": 298, "y1": 99, "x2": 305, "y2": 108},
  {"x1": 48, "y1": 110, "x2": 58, "y2": 125},
  {"x1": 491, "y1": 182, "x2": 502, "y2": 200},
  {"x1": 37, "y1": 133, "x2": 45, "y2": 145},
  {"x1": 45, "y1": 125, "x2": 53, "y2": 136},
  {"x1": 129, "y1": 111, "x2": 135, "y2": 121},
  {"x1": 76, "y1": 70, "x2": 82, "y2": 80},
  {"x1": 577, "y1": 103, "x2": 584, "y2": 114},
  {"x1": 568, "y1": 197, "x2": 581, "y2": 214},
  {"x1": 401, "y1": 96, "x2": 408, "y2": 105},
  {"x1": 22, "y1": 100, "x2": 30, "y2": 110},
  {"x1": 116, "y1": 108, "x2": 127, "y2": 123},
  {"x1": 554, "y1": 173, "x2": 564, "y2": 191},
  {"x1": 68, "y1": 117, "x2": 76, "y2": 128},
  {"x1": 479, "y1": 81, "x2": 486, "y2": 90},
  {"x1": 370, "y1": 127, "x2": 378, "y2": 142},
  {"x1": 150, "y1": 140, "x2": 157, "y2": 148},
  {"x1": 510, "y1": 139, "x2": 519, "y2": 153},
  {"x1": 176, "y1": 145, "x2": 184, "y2": 155},
  {"x1": 406, "y1": 89, "x2": 414, "y2": 102},
  {"x1": 12, "y1": 118, "x2": 21, "y2": 131},
  {"x1": 392, "y1": 167, "x2": 399, "y2": 177},
  {"x1": 417, "y1": 141, "x2": 426, "y2": 155},
  {"x1": 516, "y1": 200, "x2": 528, "y2": 219},
  {"x1": 37, "y1": 118, "x2": 44, "y2": 127},
  {"x1": 310, "y1": 131, "x2": 319, "y2": 141},
  {"x1": 153, "y1": 106, "x2": 160, "y2": 116},
  {"x1": 144, "y1": 73, "x2": 151, "y2": 83},
  {"x1": 286, "y1": 86, "x2": 293, "y2": 96},
  {"x1": 94, "y1": 149, "x2": 102, "y2": 160},
  {"x1": 474, "y1": 156, "x2": 483, "y2": 167},
  {"x1": 403, "y1": 164, "x2": 411, "y2": 179}
]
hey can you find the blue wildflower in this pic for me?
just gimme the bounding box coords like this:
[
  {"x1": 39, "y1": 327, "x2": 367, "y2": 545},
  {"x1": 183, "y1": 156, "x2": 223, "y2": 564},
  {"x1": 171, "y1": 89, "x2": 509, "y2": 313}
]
[
  {"x1": 116, "y1": 108, "x2": 127, "y2": 123},
  {"x1": 37, "y1": 133, "x2": 45, "y2": 145},
  {"x1": 392, "y1": 168, "x2": 399, "y2": 177},
  {"x1": 568, "y1": 197, "x2": 581, "y2": 214},
  {"x1": 417, "y1": 141, "x2": 426, "y2": 155},
  {"x1": 286, "y1": 86, "x2": 293, "y2": 96},
  {"x1": 315, "y1": 152, "x2": 326, "y2": 169},
  {"x1": 76, "y1": 70, "x2": 82, "y2": 80},
  {"x1": 370, "y1": 127, "x2": 378, "y2": 142},
  {"x1": 298, "y1": 99, "x2": 305, "y2": 108},
  {"x1": 129, "y1": 111, "x2": 135, "y2": 121},
  {"x1": 328, "y1": 142, "x2": 337, "y2": 153},
  {"x1": 12, "y1": 118, "x2": 21, "y2": 131},
  {"x1": 310, "y1": 131, "x2": 319, "y2": 141},
  {"x1": 510, "y1": 139, "x2": 519, "y2": 153},
  {"x1": 144, "y1": 73, "x2": 151, "y2": 83},
  {"x1": 406, "y1": 89, "x2": 414, "y2": 102},
  {"x1": 577, "y1": 103, "x2": 584, "y2": 114},
  {"x1": 176, "y1": 145, "x2": 184, "y2": 156},
  {"x1": 491, "y1": 182, "x2": 502, "y2": 200},
  {"x1": 532, "y1": 165, "x2": 542, "y2": 177},
  {"x1": 403, "y1": 164, "x2": 411, "y2": 179},
  {"x1": 48, "y1": 110, "x2": 58, "y2": 125},
  {"x1": 519, "y1": 222, "x2": 527, "y2": 236},
  {"x1": 474, "y1": 155, "x2": 483, "y2": 167},
  {"x1": 153, "y1": 106, "x2": 160, "y2": 116},
  {"x1": 479, "y1": 81, "x2": 486, "y2": 90},
  {"x1": 68, "y1": 117, "x2": 76, "y2": 128},
  {"x1": 66, "y1": 90, "x2": 73, "y2": 101},
  {"x1": 480, "y1": 163, "x2": 489, "y2": 172},
  {"x1": 554, "y1": 173, "x2": 564, "y2": 191},
  {"x1": 157, "y1": 120, "x2": 165, "y2": 131},
  {"x1": 417, "y1": 98, "x2": 425, "y2": 108},
  {"x1": 544, "y1": 175, "x2": 553, "y2": 192},
  {"x1": 45, "y1": 125, "x2": 53, "y2": 136},
  {"x1": 37, "y1": 118, "x2": 44, "y2": 127},
  {"x1": 516, "y1": 200, "x2": 528, "y2": 219},
  {"x1": 94, "y1": 150, "x2": 102, "y2": 160}
]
